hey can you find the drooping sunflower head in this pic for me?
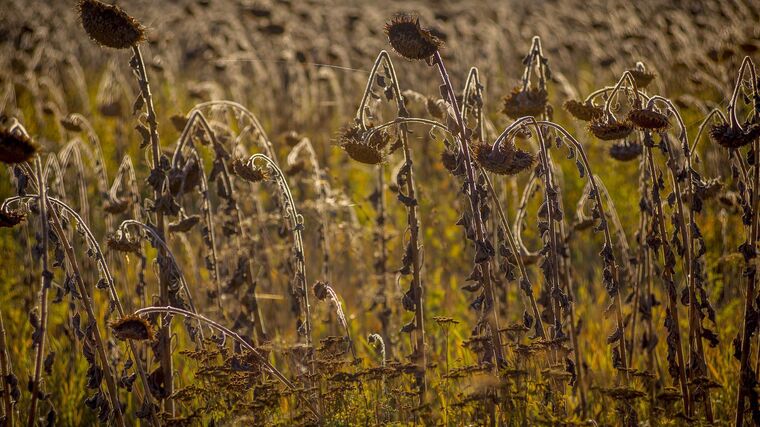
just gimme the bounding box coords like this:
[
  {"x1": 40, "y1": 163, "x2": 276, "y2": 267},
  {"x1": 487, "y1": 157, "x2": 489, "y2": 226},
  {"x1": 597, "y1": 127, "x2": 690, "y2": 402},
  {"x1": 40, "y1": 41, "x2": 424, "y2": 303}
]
[
  {"x1": 709, "y1": 122, "x2": 760, "y2": 150},
  {"x1": 110, "y1": 315, "x2": 154, "y2": 341},
  {"x1": 339, "y1": 124, "x2": 393, "y2": 165},
  {"x1": 0, "y1": 209, "x2": 27, "y2": 228},
  {"x1": 473, "y1": 141, "x2": 535, "y2": 176},
  {"x1": 0, "y1": 127, "x2": 38, "y2": 164},
  {"x1": 589, "y1": 117, "x2": 634, "y2": 141},
  {"x1": 627, "y1": 108, "x2": 670, "y2": 130},
  {"x1": 78, "y1": 0, "x2": 145, "y2": 49},
  {"x1": 608, "y1": 140, "x2": 643, "y2": 162},
  {"x1": 384, "y1": 15, "x2": 442, "y2": 61},
  {"x1": 563, "y1": 99, "x2": 603, "y2": 122},
  {"x1": 626, "y1": 68, "x2": 656, "y2": 88},
  {"x1": 501, "y1": 87, "x2": 548, "y2": 120}
]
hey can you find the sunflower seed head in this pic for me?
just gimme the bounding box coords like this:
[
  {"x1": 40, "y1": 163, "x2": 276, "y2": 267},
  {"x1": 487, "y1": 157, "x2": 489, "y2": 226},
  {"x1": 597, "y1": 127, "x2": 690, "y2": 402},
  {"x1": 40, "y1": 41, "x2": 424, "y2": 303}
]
[
  {"x1": 385, "y1": 15, "x2": 442, "y2": 61},
  {"x1": 78, "y1": 0, "x2": 145, "y2": 49}
]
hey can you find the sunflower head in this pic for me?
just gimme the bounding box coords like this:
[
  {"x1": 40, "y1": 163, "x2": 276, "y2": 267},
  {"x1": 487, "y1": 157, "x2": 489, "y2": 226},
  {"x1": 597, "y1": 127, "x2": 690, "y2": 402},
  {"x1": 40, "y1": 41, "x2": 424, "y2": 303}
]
[
  {"x1": 589, "y1": 117, "x2": 634, "y2": 141},
  {"x1": 339, "y1": 124, "x2": 392, "y2": 165},
  {"x1": 110, "y1": 315, "x2": 154, "y2": 341},
  {"x1": 313, "y1": 281, "x2": 329, "y2": 301},
  {"x1": 0, "y1": 209, "x2": 27, "y2": 228},
  {"x1": 78, "y1": 0, "x2": 145, "y2": 49},
  {"x1": 107, "y1": 232, "x2": 141, "y2": 254},
  {"x1": 709, "y1": 122, "x2": 760, "y2": 149},
  {"x1": 563, "y1": 99, "x2": 603, "y2": 122},
  {"x1": 626, "y1": 68, "x2": 656, "y2": 88},
  {"x1": 473, "y1": 142, "x2": 535, "y2": 176},
  {"x1": 231, "y1": 158, "x2": 271, "y2": 182},
  {"x1": 0, "y1": 127, "x2": 38, "y2": 164},
  {"x1": 627, "y1": 108, "x2": 670, "y2": 130},
  {"x1": 501, "y1": 87, "x2": 548, "y2": 120},
  {"x1": 385, "y1": 15, "x2": 442, "y2": 61},
  {"x1": 609, "y1": 140, "x2": 643, "y2": 162},
  {"x1": 103, "y1": 196, "x2": 130, "y2": 215}
]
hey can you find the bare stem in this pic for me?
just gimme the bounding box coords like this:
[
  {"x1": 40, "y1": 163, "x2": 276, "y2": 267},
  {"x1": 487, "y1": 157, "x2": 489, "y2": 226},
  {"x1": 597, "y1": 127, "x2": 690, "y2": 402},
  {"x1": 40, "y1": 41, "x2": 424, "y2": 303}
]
[
  {"x1": 0, "y1": 310, "x2": 14, "y2": 426},
  {"x1": 130, "y1": 44, "x2": 174, "y2": 414},
  {"x1": 432, "y1": 50, "x2": 505, "y2": 366},
  {"x1": 46, "y1": 202, "x2": 126, "y2": 427},
  {"x1": 26, "y1": 157, "x2": 50, "y2": 427}
]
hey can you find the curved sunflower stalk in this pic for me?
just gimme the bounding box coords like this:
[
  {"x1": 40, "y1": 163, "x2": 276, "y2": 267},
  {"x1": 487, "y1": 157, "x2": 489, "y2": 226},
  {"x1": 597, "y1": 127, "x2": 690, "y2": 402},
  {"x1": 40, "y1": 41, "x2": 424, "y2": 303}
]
[
  {"x1": 107, "y1": 155, "x2": 148, "y2": 305},
  {"x1": 313, "y1": 281, "x2": 357, "y2": 362},
  {"x1": 58, "y1": 140, "x2": 96, "y2": 227},
  {"x1": 492, "y1": 118, "x2": 633, "y2": 384},
  {"x1": 702, "y1": 56, "x2": 760, "y2": 427},
  {"x1": 641, "y1": 96, "x2": 717, "y2": 422},
  {"x1": 2, "y1": 191, "x2": 158, "y2": 426},
  {"x1": 41, "y1": 154, "x2": 66, "y2": 202},
  {"x1": 112, "y1": 219, "x2": 205, "y2": 345},
  {"x1": 59, "y1": 113, "x2": 113, "y2": 234},
  {"x1": 287, "y1": 137, "x2": 334, "y2": 284},
  {"x1": 348, "y1": 50, "x2": 429, "y2": 400},
  {"x1": 513, "y1": 172, "x2": 542, "y2": 265},
  {"x1": 461, "y1": 66, "x2": 546, "y2": 342},
  {"x1": 242, "y1": 153, "x2": 314, "y2": 359},
  {"x1": 184, "y1": 100, "x2": 278, "y2": 162},
  {"x1": 172, "y1": 110, "x2": 268, "y2": 343},
  {"x1": 640, "y1": 134, "x2": 691, "y2": 415},
  {"x1": 170, "y1": 113, "x2": 223, "y2": 310},
  {"x1": 59, "y1": 113, "x2": 110, "y2": 193}
]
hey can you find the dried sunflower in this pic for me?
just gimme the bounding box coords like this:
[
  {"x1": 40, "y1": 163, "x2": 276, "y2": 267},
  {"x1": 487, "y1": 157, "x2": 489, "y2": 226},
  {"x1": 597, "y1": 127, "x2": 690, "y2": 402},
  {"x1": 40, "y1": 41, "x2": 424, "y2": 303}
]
[
  {"x1": 626, "y1": 68, "x2": 656, "y2": 88},
  {"x1": 384, "y1": 15, "x2": 442, "y2": 61},
  {"x1": 709, "y1": 122, "x2": 760, "y2": 149},
  {"x1": 563, "y1": 99, "x2": 603, "y2": 122},
  {"x1": 60, "y1": 116, "x2": 83, "y2": 132},
  {"x1": 440, "y1": 148, "x2": 462, "y2": 176},
  {"x1": 628, "y1": 108, "x2": 670, "y2": 130},
  {"x1": 473, "y1": 142, "x2": 535, "y2": 176},
  {"x1": 339, "y1": 124, "x2": 392, "y2": 165},
  {"x1": 0, "y1": 128, "x2": 38, "y2": 164},
  {"x1": 110, "y1": 315, "x2": 154, "y2": 341},
  {"x1": 0, "y1": 209, "x2": 26, "y2": 228},
  {"x1": 313, "y1": 281, "x2": 328, "y2": 301},
  {"x1": 589, "y1": 117, "x2": 634, "y2": 141},
  {"x1": 78, "y1": 0, "x2": 145, "y2": 49},
  {"x1": 609, "y1": 140, "x2": 642, "y2": 161},
  {"x1": 426, "y1": 97, "x2": 446, "y2": 120},
  {"x1": 501, "y1": 87, "x2": 547, "y2": 120},
  {"x1": 231, "y1": 158, "x2": 270, "y2": 182},
  {"x1": 107, "y1": 232, "x2": 141, "y2": 254},
  {"x1": 103, "y1": 196, "x2": 130, "y2": 215}
]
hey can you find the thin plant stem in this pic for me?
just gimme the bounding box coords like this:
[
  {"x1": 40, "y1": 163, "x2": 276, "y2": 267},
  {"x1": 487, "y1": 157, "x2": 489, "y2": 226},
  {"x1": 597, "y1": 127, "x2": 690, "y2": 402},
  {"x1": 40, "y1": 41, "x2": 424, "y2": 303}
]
[
  {"x1": 130, "y1": 44, "x2": 174, "y2": 414},
  {"x1": 0, "y1": 310, "x2": 14, "y2": 426},
  {"x1": 26, "y1": 157, "x2": 50, "y2": 427},
  {"x1": 46, "y1": 202, "x2": 126, "y2": 427},
  {"x1": 432, "y1": 50, "x2": 505, "y2": 366}
]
